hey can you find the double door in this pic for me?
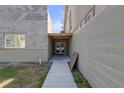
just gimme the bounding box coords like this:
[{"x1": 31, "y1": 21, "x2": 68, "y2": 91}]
[{"x1": 55, "y1": 41, "x2": 66, "y2": 54}]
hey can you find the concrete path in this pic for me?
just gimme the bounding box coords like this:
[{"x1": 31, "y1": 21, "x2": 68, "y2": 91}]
[
  {"x1": 49, "y1": 55, "x2": 71, "y2": 63},
  {"x1": 42, "y1": 55, "x2": 77, "y2": 88}
]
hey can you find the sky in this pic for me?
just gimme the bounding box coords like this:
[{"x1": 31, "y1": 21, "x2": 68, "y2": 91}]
[{"x1": 48, "y1": 5, "x2": 64, "y2": 33}]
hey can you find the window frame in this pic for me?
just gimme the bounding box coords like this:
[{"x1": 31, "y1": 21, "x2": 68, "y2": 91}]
[{"x1": 5, "y1": 34, "x2": 25, "y2": 48}]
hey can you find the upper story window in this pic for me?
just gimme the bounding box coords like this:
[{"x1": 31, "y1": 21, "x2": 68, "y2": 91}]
[{"x1": 5, "y1": 34, "x2": 25, "y2": 48}]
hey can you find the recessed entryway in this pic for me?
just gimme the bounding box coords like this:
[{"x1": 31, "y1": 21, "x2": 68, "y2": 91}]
[{"x1": 48, "y1": 33, "x2": 72, "y2": 58}]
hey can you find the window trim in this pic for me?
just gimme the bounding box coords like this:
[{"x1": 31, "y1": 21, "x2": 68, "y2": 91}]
[{"x1": 5, "y1": 34, "x2": 25, "y2": 48}]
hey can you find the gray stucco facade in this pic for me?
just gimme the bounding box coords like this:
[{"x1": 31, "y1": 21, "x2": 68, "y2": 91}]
[{"x1": 0, "y1": 5, "x2": 48, "y2": 62}]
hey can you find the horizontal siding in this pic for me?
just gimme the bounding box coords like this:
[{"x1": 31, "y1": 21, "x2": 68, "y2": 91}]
[
  {"x1": 70, "y1": 6, "x2": 124, "y2": 87},
  {"x1": 0, "y1": 49, "x2": 48, "y2": 62}
]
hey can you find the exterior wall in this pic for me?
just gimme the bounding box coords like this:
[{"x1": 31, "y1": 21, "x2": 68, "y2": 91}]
[
  {"x1": 64, "y1": 5, "x2": 105, "y2": 33},
  {"x1": 0, "y1": 49, "x2": 48, "y2": 62},
  {"x1": 48, "y1": 13, "x2": 55, "y2": 33},
  {"x1": 66, "y1": 5, "x2": 124, "y2": 87},
  {"x1": 0, "y1": 5, "x2": 48, "y2": 62},
  {"x1": 48, "y1": 37, "x2": 54, "y2": 60},
  {"x1": 48, "y1": 14, "x2": 55, "y2": 59}
]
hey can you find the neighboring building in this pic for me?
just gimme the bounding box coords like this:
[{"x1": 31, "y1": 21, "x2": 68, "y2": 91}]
[
  {"x1": 48, "y1": 13, "x2": 55, "y2": 33},
  {"x1": 0, "y1": 5, "x2": 48, "y2": 62},
  {"x1": 64, "y1": 5, "x2": 124, "y2": 87},
  {"x1": 48, "y1": 13, "x2": 55, "y2": 59}
]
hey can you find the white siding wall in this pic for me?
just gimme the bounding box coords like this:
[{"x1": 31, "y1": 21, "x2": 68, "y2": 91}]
[
  {"x1": 70, "y1": 6, "x2": 124, "y2": 87},
  {"x1": 64, "y1": 5, "x2": 105, "y2": 33}
]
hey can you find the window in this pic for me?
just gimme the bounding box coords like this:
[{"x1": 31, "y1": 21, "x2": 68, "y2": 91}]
[{"x1": 5, "y1": 34, "x2": 25, "y2": 48}]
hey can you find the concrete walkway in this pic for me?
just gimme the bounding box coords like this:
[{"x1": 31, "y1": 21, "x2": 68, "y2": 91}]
[
  {"x1": 42, "y1": 55, "x2": 77, "y2": 88},
  {"x1": 49, "y1": 55, "x2": 71, "y2": 63}
]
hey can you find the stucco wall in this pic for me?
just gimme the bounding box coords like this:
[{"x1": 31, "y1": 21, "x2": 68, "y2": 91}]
[
  {"x1": 47, "y1": 13, "x2": 55, "y2": 59},
  {"x1": 0, "y1": 5, "x2": 48, "y2": 62},
  {"x1": 48, "y1": 13, "x2": 55, "y2": 33},
  {"x1": 69, "y1": 6, "x2": 124, "y2": 87}
]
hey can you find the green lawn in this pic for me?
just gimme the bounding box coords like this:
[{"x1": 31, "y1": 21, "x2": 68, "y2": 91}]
[
  {"x1": 0, "y1": 63, "x2": 51, "y2": 88},
  {"x1": 72, "y1": 68, "x2": 91, "y2": 88}
]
